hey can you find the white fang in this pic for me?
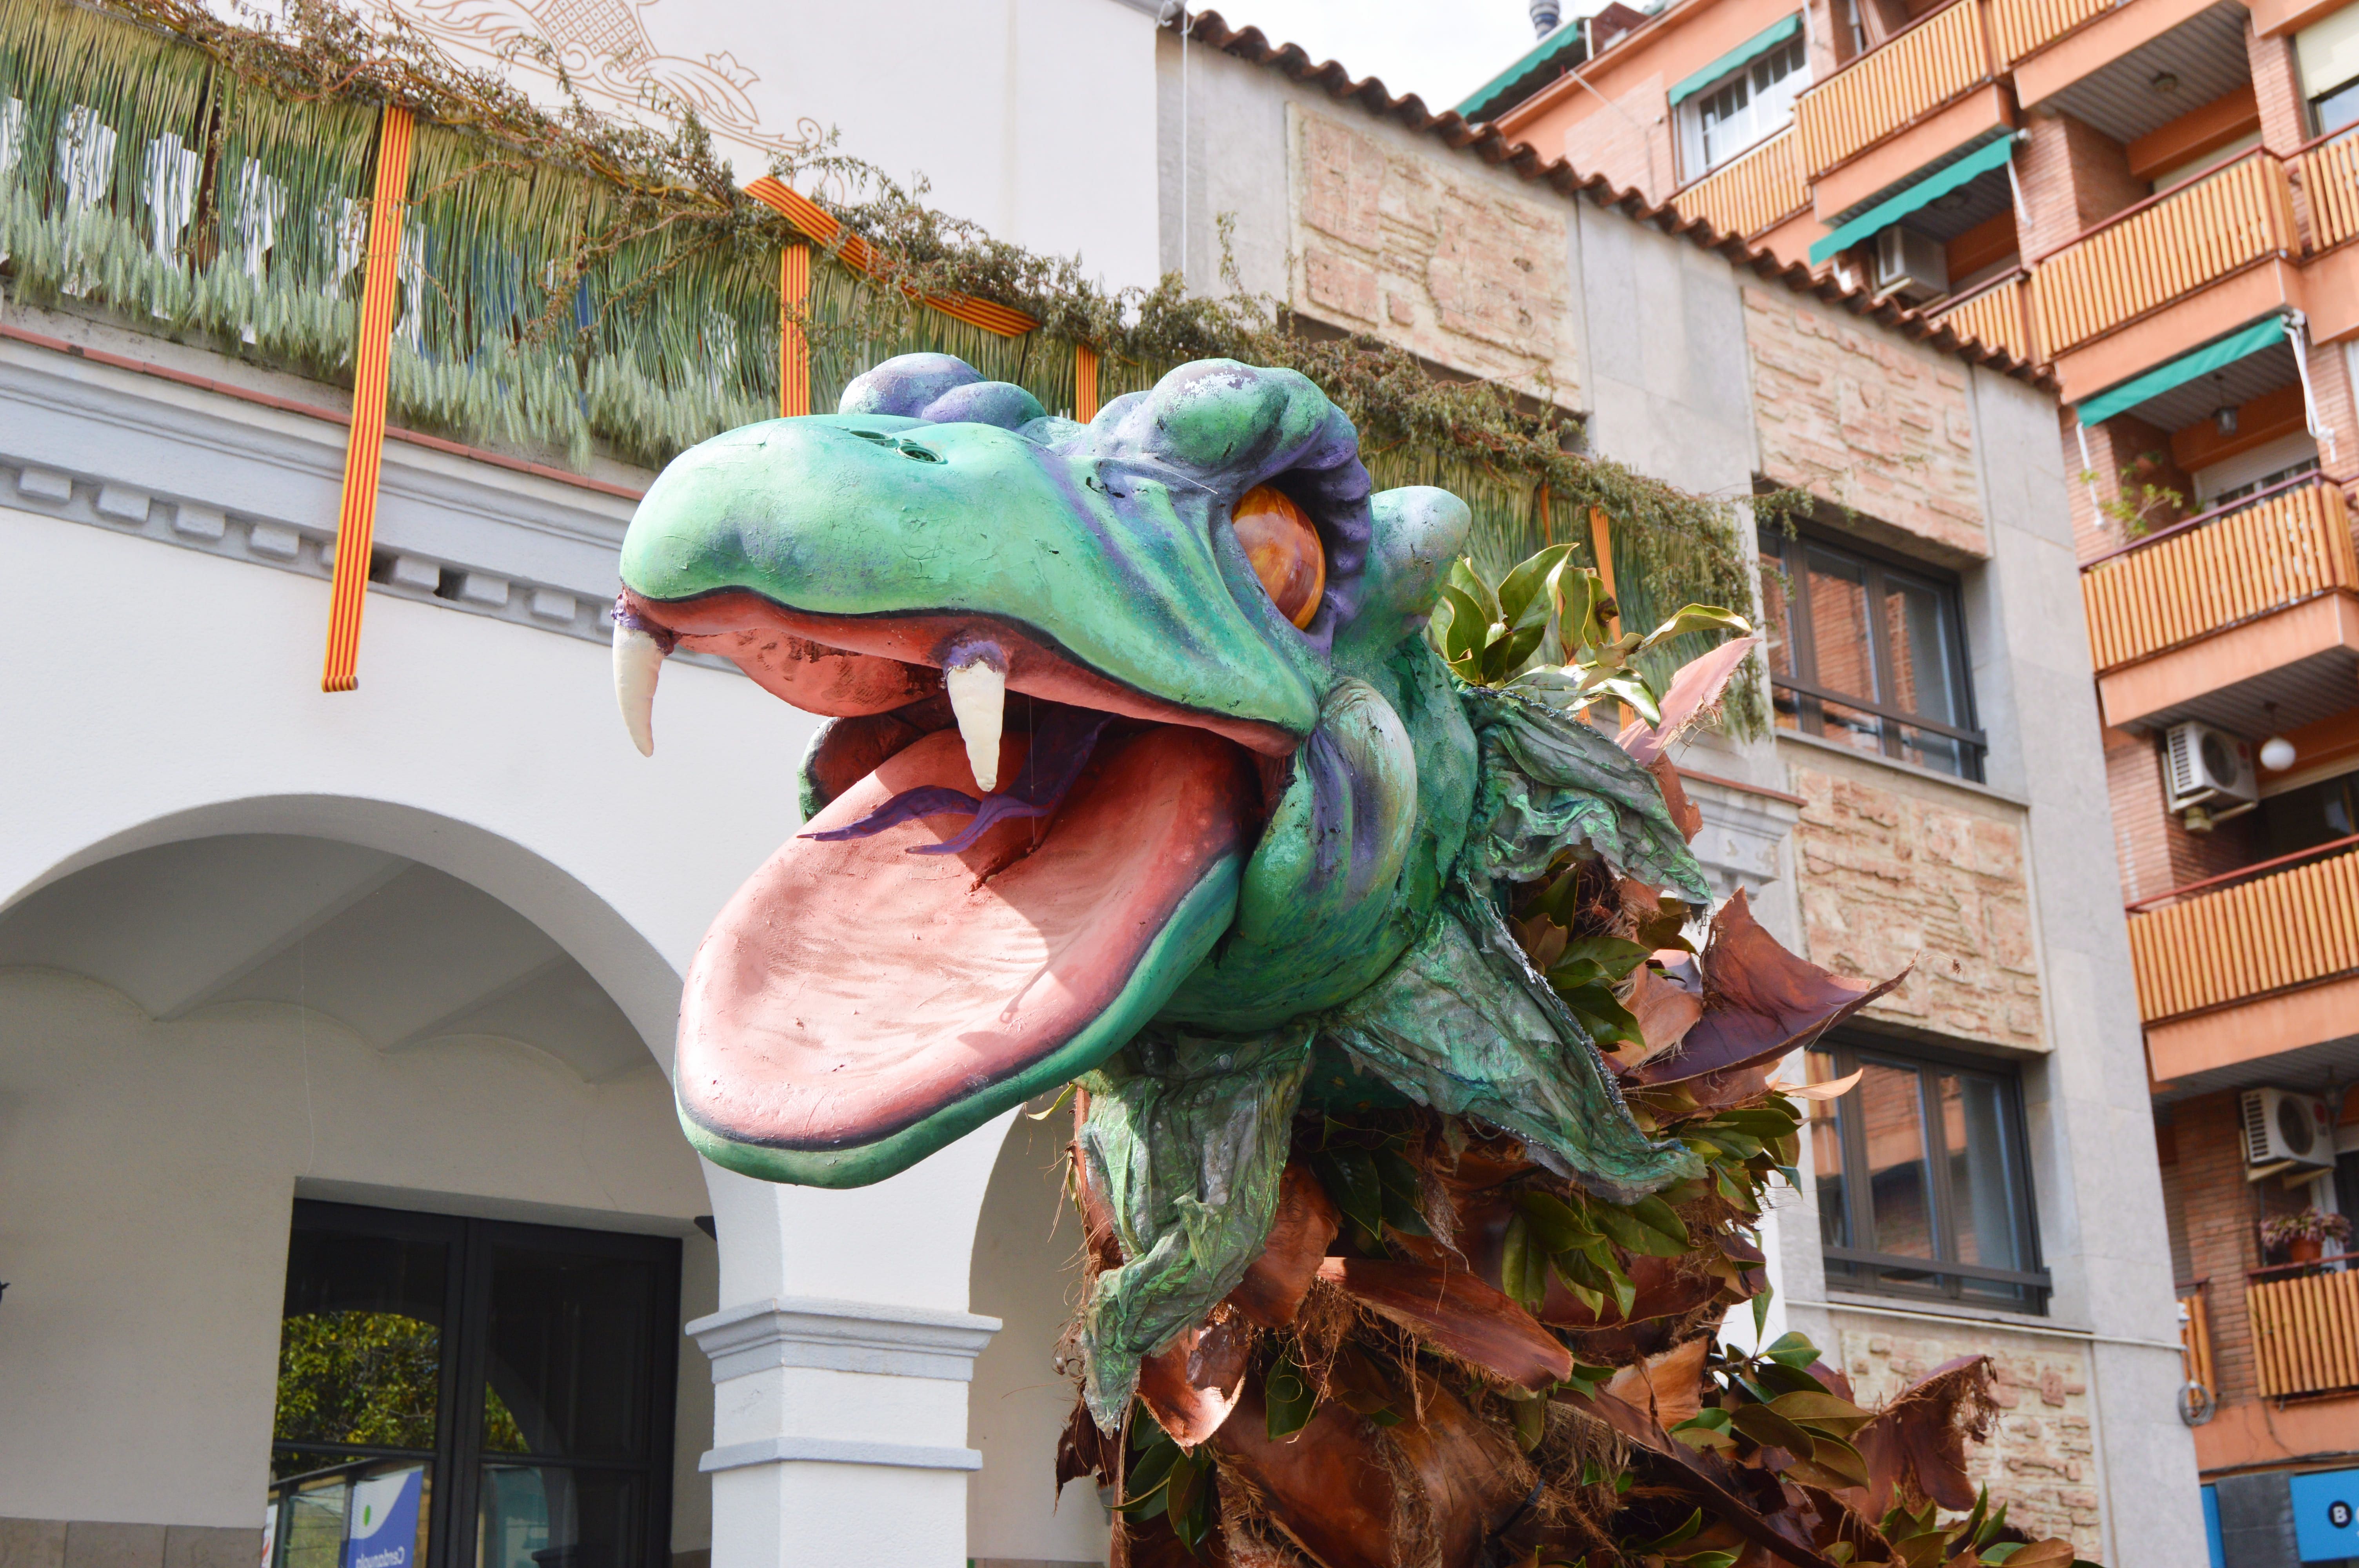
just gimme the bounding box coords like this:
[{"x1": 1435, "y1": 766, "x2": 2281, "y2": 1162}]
[
  {"x1": 613, "y1": 623, "x2": 665, "y2": 757},
  {"x1": 945, "y1": 655, "x2": 1007, "y2": 792}
]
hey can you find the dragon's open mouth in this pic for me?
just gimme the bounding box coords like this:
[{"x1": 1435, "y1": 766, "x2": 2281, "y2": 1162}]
[{"x1": 618, "y1": 589, "x2": 1283, "y2": 1187}]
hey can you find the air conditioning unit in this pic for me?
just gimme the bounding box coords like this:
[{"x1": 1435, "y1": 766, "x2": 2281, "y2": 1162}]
[
  {"x1": 2243, "y1": 1087, "x2": 2335, "y2": 1171},
  {"x1": 1873, "y1": 227, "x2": 1950, "y2": 303},
  {"x1": 2163, "y1": 721, "x2": 2258, "y2": 811}
]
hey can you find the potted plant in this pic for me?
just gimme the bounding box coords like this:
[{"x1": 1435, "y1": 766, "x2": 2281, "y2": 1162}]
[{"x1": 2262, "y1": 1207, "x2": 2354, "y2": 1263}]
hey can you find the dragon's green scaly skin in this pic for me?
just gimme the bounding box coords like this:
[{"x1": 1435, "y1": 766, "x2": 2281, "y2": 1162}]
[{"x1": 618, "y1": 354, "x2": 1706, "y2": 1419}]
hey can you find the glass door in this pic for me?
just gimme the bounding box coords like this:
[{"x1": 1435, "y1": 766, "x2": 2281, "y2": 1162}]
[{"x1": 267, "y1": 1201, "x2": 681, "y2": 1568}]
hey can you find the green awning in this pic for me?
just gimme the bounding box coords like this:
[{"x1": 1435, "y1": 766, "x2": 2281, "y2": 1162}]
[
  {"x1": 2077, "y1": 315, "x2": 2290, "y2": 426},
  {"x1": 1670, "y1": 14, "x2": 1803, "y2": 105},
  {"x1": 1457, "y1": 25, "x2": 1588, "y2": 121},
  {"x1": 1807, "y1": 133, "x2": 2019, "y2": 264}
]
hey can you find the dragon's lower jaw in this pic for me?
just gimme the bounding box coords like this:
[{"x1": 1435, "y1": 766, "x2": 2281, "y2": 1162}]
[{"x1": 629, "y1": 595, "x2": 1269, "y2": 1188}]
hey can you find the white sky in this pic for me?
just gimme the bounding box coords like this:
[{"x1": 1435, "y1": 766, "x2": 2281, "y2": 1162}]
[{"x1": 1200, "y1": 1, "x2": 1567, "y2": 111}]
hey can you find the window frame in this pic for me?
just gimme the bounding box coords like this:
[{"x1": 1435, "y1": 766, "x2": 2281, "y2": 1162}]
[
  {"x1": 270, "y1": 1200, "x2": 683, "y2": 1568},
  {"x1": 1677, "y1": 30, "x2": 1813, "y2": 180},
  {"x1": 1809, "y1": 1035, "x2": 2051, "y2": 1311},
  {"x1": 1758, "y1": 526, "x2": 1988, "y2": 780}
]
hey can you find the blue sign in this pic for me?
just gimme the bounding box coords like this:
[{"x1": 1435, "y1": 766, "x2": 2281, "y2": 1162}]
[
  {"x1": 2291, "y1": 1467, "x2": 2359, "y2": 1563},
  {"x1": 342, "y1": 1468, "x2": 423, "y2": 1568}
]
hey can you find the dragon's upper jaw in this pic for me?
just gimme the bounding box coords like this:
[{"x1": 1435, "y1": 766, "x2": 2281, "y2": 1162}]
[{"x1": 620, "y1": 589, "x2": 1275, "y2": 1189}]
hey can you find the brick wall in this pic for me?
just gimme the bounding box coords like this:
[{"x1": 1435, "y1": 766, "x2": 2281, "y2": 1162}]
[
  {"x1": 2104, "y1": 725, "x2": 2258, "y2": 904},
  {"x1": 2017, "y1": 113, "x2": 2146, "y2": 257},
  {"x1": 1839, "y1": 1328, "x2": 2101, "y2": 1557},
  {"x1": 1291, "y1": 109, "x2": 1581, "y2": 404},
  {"x1": 1787, "y1": 757, "x2": 2044, "y2": 1049},
  {"x1": 2171, "y1": 1090, "x2": 2267, "y2": 1407},
  {"x1": 2250, "y1": 21, "x2": 2308, "y2": 155},
  {"x1": 1743, "y1": 286, "x2": 1989, "y2": 558}
]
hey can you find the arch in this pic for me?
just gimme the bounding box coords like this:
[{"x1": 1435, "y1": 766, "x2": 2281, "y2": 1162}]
[
  {"x1": 966, "y1": 1107, "x2": 1109, "y2": 1566},
  {"x1": 2, "y1": 795, "x2": 685, "y2": 1078}
]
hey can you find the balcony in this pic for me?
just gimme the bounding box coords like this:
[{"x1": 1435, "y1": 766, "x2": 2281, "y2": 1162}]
[
  {"x1": 2302, "y1": 127, "x2": 2359, "y2": 252},
  {"x1": 2130, "y1": 837, "x2": 2359, "y2": 1020},
  {"x1": 1929, "y1": 271, "x2": 2039, "y2": 363},
  {"x1": 2082, "y1": 478, "x2": 2359, "y2": 674},
  {"x1": 2029, "y1": 150, "x2": 2300, "y2": 358},
  {"x1": 1989, "y1": 0, "x2": 2112, "y2": 63},
  {"x1": 2250, "y1": 1260, "x2": 2359, "y2": 1399},
  {"x1": 1673, "y1": 128, "x2": 1808, "y2": 241},
  {"x1": 1795, "y1": 0, "x2": 1995, "y2": 180}
]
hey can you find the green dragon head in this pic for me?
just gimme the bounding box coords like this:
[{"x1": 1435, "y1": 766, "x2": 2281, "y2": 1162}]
[{"x1": 615, "y1": 354, "x2": 1705, "y2": 1198}]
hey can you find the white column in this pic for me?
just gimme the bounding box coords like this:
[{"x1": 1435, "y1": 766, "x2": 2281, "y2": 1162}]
[
  {"x1": 691, "y1": 1114, "x2": 1018, "y2": 1568},
  {"x1": 690, "y1": 1296, "x2": 1001, "y2": 1568}
]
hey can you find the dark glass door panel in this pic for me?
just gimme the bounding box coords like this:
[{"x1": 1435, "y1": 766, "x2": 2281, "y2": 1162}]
[
  {"x1": 481, "y1": 1243, "x2": 665, "y2": 1463},
  {"x1": 477, "y1": 1466, "x2": 647, "y2": 1568},
  {"x1": 265, "y1": 1203, "x2": 679, "y2": 1568}
]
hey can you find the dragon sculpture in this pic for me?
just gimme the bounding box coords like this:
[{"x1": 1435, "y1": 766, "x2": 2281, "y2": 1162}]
[{"x1": 610, "y1": 354, "x2": 2095, "y2": 1568}]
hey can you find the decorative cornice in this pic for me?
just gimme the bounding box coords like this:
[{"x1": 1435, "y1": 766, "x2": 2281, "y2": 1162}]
[
  {"x1": 699, "y1": 1435, "x2": 985, "y2": 1473},
  {"x1": 0, "y1": 314, "x2": 731, "y2": 670},
  {"x1": 687, "y1": 1295, "x2": 1003, "y2": 1383}
]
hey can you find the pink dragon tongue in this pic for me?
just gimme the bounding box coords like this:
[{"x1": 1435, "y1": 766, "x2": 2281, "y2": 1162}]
[{"x1": 673, "y1": 724, "x2": 1254, "y2": 1180}]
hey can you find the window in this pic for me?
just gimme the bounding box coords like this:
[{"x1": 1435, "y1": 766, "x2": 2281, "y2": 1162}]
[
  {"x1": 2261, "y1": 766, "x2": 2359, "y2": 860},
  {"x1": 1807, "y1": 1041, "x2": 2048, "y2": 1310},
  {"x1": 1683, "y1": 32, "x2": 1811, "y2": 176},
  {"x1": 1758, "y1": 528, "x2": 1985, "y2": 780},
  {"x1": 267, "y1": 1201, "x2": 682, "y2": 1568}
]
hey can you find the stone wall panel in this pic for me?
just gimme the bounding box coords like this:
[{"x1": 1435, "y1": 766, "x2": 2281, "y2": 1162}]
[
  {"x1": 1788, "y1": 753, "x2": 2044, "y2": 1050},
  {"x1": 1743, "y1": 286, "x2": 1988, "y2": 557},
  {"x1": 1290, "y1": 107, "x2": 1578, "y2": 405}
]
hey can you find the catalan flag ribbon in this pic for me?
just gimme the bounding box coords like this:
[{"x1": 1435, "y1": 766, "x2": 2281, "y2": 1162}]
[
  {"x1": 1075, "y1": 342, "x2": 1100, "y2": 423},
  {"x1": 780, "y1": 243, "x2": 811, "y2": 418},
  {"x1": 743, "y1": 176, "x2": 1038, "y2": 339},
  {"x1": 320, "y1": 104, "x2": 415, "y2": 693}
]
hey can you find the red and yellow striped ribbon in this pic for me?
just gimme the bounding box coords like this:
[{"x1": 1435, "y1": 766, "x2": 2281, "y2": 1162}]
[
  {"x1": 779, "y1": 243, "x2": 811, "y2": 417},
  {"x1": 321, "y1": 104, "x2": 416, "y2": 693},
  {"x1": 744, "y1": 176, "x2": 1038, "y2": 338},
  {"x1": 1074, "y1": 342, "x2": 1100, "y2": 423}
]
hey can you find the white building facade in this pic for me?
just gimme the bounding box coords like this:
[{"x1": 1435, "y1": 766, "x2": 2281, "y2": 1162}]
[{"x1": 0, "y1": 7, "x2": 2194, "y2": 1568}]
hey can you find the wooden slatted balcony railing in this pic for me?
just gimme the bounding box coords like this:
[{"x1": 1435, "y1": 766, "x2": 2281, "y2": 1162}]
[
  {"x1": 1988, "y1": 0, "x2": 2112, "y2": 64},
  {"x1": 1673, "y1": 128, "x2": 1808, "y2": 240},
  {"x1": 1930, "y1": 272, "x2": 2038, "y2": 363},
  {"x1": 2126, "y1": 844, "x2": 2359, "y2": 1022},
  {"x1": 2079, "y1": 477, "x2": 2359, "y2": 672},
  {"x1": 2029, "y1": 151, "x2": 2299, "y2": 352},
  {"x1": 2179, "y1": 1282, "x2": 2215, "y2": 1401},
  {"x1": 2250, "y1": 1263, "x2": 2359, "y2": 1399},
  {"x1": 2301, "y1": 128, "x2": 2359, "y2": 250},
  {"x1": 1796, "y1": 0, "x2": 1993, "y2": 179}
]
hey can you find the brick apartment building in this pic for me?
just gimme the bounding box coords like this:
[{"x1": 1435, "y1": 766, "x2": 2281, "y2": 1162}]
[{"x1": 1454, "y1": 0, "x2": 2359, "y2": 1559}]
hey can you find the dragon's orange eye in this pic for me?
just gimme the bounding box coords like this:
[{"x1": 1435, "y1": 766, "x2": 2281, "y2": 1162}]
[{"x1": 1232, "y1": 484, "x2": 1326, "y2": 630}]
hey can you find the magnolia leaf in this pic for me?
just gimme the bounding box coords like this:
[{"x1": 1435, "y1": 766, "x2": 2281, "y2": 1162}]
[
  {"x1": 1265, "y1": 1345, "x2": 1317, "y2": 1439},
  {"x1": 1436, "y1": 584, "x2": 1488, "y2": 674},
  {"x1": 1630, "y1": 1194, "x2": 1692, "y2": 1247},
  {"x1": 1728, "y1": 1401, "x2": 1817, "y2": 1456},
  {"x1": 1501, "y1": 1211, "x2": 1550, "y2": 1310},
  {"x1": 1768, "y1": 1389, "x2": 1872, "y2": 1436},
  {"x1": 1626, "y1": 1508, "x2": 1705, "y2": 1553},
  {"x1": 1498, "y1": 543, "x2": 1575, "y2": 631},
  {"x1": 1552, "y1": 564, "x2": 1601, "y2": 650},
  {"x1": 1763, "y1": 1330, "x2": 1823, "y2": 1370},
  {"x1": 1448, "y1": 557, "x2": 1500, "y2": 623},
  {"x1": 1638, "y1": 603, "x2": 1753, "y2": 653},
  {"x1": 1518, "y1": 1190, "x2": 1591, "y2": 1254}
]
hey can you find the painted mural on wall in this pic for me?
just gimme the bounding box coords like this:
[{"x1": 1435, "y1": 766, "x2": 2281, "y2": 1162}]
[
  {"x1": 369, "y1": 0, "x2": 787, "y2": 152},
  {"x1": 609, "y1": 352, "x2": 2101, "y2": 1566}
]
